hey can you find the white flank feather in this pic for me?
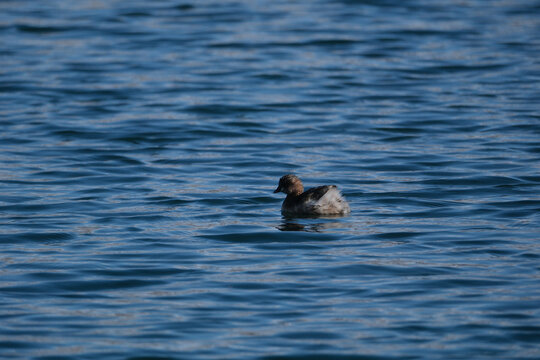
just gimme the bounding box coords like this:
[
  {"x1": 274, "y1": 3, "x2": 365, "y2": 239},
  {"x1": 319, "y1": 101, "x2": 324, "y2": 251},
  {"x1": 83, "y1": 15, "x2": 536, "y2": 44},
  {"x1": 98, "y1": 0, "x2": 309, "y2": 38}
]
[{"x1": 312, "y1": 188, "x2": 350, "y2": 215}]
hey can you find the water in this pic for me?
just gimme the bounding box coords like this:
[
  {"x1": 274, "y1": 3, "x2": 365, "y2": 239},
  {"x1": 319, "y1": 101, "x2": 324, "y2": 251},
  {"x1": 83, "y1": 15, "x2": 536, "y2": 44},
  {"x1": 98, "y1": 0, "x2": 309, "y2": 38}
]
[{"x1": 1, "y1": 0, "x2": 540, "y2": 359}]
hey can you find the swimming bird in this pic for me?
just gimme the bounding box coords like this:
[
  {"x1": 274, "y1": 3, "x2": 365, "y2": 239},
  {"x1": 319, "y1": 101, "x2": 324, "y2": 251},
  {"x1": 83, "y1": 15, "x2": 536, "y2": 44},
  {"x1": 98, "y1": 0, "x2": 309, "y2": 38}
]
[{"x1": 273, "y1": 174, "x2": 350, "y2": 216}]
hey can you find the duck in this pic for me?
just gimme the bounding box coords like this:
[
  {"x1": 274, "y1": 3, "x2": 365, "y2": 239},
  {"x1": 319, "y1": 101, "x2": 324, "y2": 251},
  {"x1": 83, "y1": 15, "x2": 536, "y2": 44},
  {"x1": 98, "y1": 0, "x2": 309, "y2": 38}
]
[{"x1": 273, "y1": 174, "x2": 350, "y2": 216}]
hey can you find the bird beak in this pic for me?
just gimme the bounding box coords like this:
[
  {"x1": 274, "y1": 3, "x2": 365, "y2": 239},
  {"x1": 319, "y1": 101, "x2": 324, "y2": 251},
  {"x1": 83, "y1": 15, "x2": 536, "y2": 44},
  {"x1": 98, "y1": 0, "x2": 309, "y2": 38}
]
[{"x1": 273, "y1": 186, "x2": 281, "y2": 193}]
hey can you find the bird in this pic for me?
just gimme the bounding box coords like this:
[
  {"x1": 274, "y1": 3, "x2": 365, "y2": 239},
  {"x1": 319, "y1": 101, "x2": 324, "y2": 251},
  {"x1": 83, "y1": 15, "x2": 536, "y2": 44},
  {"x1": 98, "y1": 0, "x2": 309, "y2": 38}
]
[{"x1": 273, "y1": 174, "x2": 350, "y2": 216}]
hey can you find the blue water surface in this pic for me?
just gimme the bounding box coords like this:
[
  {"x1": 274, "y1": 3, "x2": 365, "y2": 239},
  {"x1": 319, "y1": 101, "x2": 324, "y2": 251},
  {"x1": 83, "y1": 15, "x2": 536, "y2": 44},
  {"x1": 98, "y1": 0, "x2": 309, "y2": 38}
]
[{"x1": 1, "y1": 0, "x2": 540, "y2": 359}]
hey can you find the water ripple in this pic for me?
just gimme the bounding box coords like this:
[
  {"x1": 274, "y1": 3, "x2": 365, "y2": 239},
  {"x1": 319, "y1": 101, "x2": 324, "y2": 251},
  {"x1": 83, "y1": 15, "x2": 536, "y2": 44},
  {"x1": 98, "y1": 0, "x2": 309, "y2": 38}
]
[{"x1": 1, "y1": 0, "x2": 539, "y2": 359}]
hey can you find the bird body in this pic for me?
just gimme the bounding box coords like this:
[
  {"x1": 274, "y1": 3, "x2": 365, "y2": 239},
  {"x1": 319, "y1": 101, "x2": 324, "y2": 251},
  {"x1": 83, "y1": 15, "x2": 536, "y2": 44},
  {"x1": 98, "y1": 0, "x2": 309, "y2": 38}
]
[{"x1": 274, "y1": 175, "x2": 350, "y2": 216}]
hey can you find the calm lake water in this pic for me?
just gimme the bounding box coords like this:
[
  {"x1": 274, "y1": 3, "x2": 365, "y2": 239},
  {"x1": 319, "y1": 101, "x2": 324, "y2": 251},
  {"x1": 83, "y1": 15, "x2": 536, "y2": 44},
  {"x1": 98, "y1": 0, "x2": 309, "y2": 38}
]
[{"x1": 1, "y1": 0, "x2": 540, "y2": 359}]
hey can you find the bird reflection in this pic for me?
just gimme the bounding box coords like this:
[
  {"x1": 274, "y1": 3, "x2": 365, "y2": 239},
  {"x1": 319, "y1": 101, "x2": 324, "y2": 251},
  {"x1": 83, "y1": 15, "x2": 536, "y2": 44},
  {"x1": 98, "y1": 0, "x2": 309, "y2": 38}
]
[{"x1": 277, "y1": 215, "x2": 349, "y2": 232}]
